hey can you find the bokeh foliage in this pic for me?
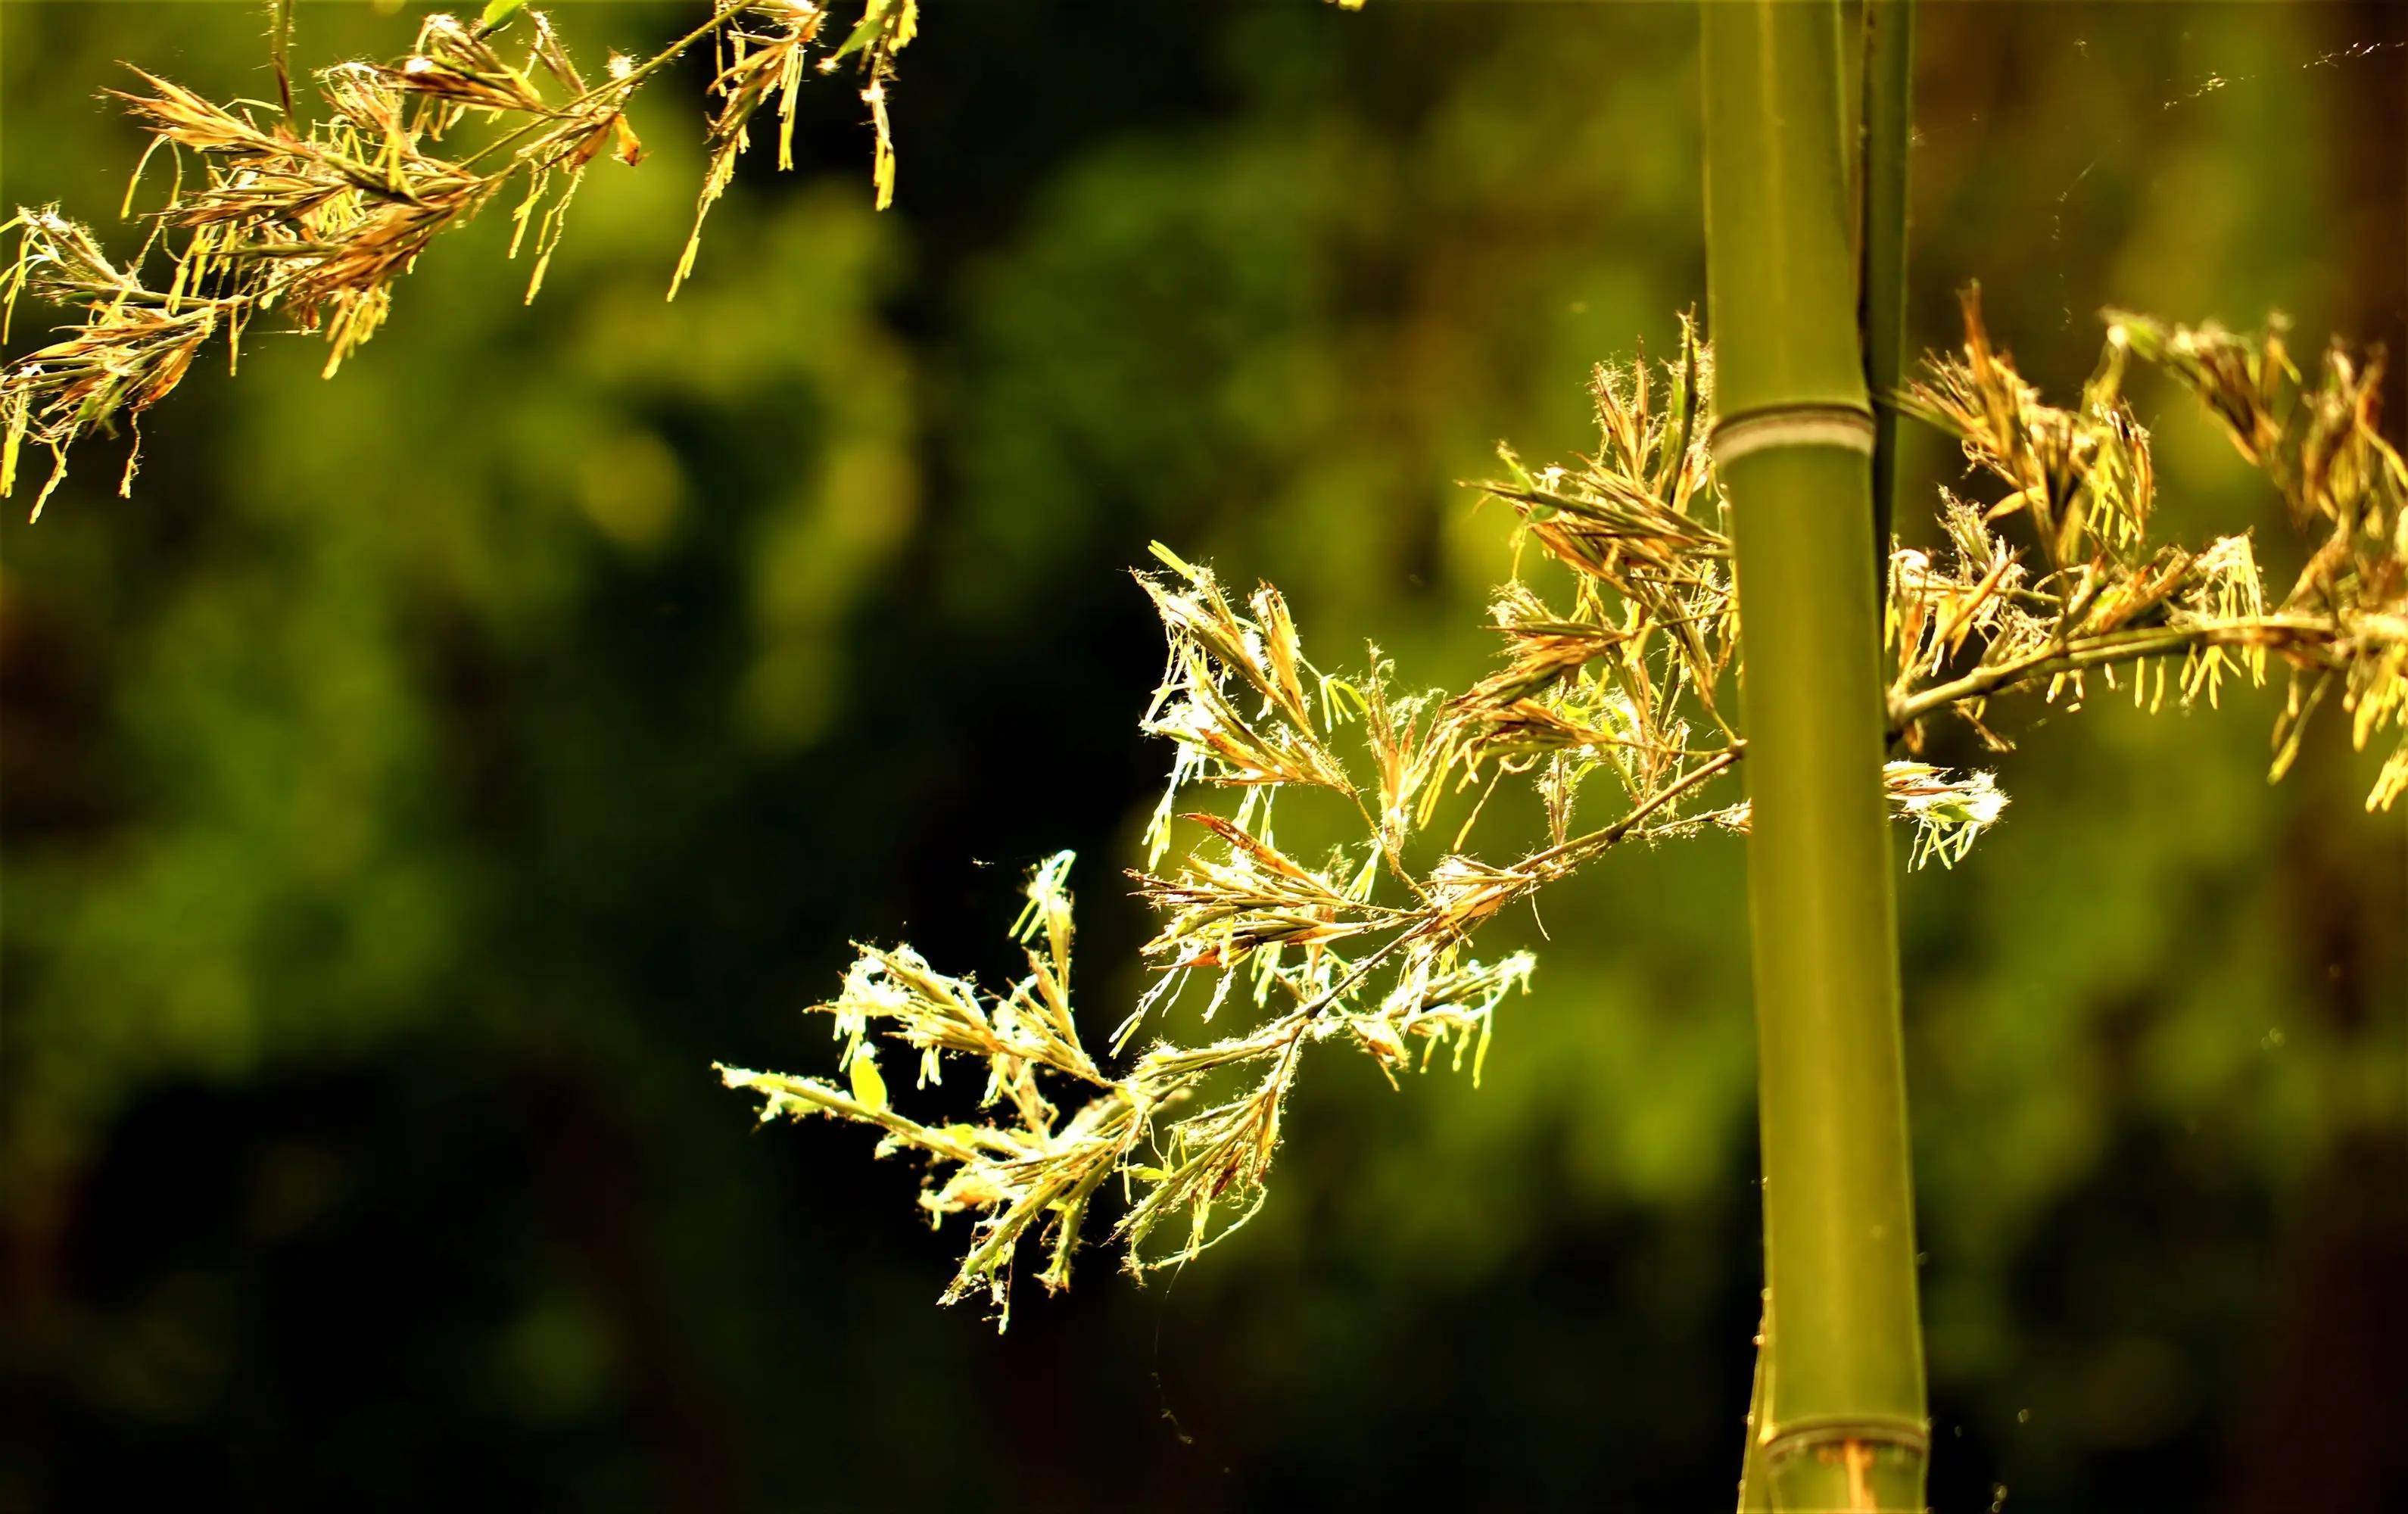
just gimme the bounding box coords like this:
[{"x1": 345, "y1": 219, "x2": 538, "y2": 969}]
[{"x1": 2, "y1": 4, "x2": 2402, "y2": 1511}]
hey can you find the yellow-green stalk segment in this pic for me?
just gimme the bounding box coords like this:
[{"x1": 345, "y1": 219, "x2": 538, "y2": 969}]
[
  {"x1": 1861, "y1": 0, "x2": 1914, "y2": 593},
  {"x1": 1703, "y1": 3, "x2": 1929, "y2": 1512}
]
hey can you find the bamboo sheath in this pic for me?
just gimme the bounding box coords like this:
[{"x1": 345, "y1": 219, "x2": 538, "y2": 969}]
[{"x1": 1702, "y1": 3, "x2": 1929, "y2": 1510}]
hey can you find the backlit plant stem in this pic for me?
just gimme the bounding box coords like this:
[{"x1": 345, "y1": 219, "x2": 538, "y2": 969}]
[
  {"x1": 1889, "y1": 612, "x2": 2366, "y2": 728},
  {"x1": 1703, "y1": 4, "x2": 1927, "y2": 1511}
]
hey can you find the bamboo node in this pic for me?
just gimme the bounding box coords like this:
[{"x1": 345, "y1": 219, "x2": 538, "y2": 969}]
[
  {"x1": 1762, "y1": 1413, "x2": 1933, "y2": 1460},
  {"x1": 1710, "y1": 403, "x2": 1877, "y2": 467}
]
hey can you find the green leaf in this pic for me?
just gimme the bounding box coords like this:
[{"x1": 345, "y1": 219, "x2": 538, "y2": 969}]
[
  {"x1": 831, "y1": 0, "x2": 896, "y2": 64},
  {"x1": 479, "y1": 0, "x2": 526, "y2": 31}
]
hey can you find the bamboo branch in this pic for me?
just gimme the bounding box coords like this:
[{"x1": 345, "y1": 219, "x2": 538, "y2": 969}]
[
  {"x1": 720, "y1": 258, "x2": 2403, "y2": 1345},
  {"x1": 1891, "y1": 612, "x2": 2360, "y2": 728},
  {"x1": 3, "y1": 0, "x2": 918, "y2": 513}
]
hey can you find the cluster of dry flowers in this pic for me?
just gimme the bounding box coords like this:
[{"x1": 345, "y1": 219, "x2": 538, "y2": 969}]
[
  {"x1": 8, "y1": 0, "x2": 2395, "y2": 1334},
  {"x1": 721, "y1": 294, "x2": 2406, "y2": 1325},
  {"x1": 2, "y1": 1, "x2": 918, "y2": 517},
  {"x1": 0, "y1": 0, "x2": 1391, "y2": 521}
]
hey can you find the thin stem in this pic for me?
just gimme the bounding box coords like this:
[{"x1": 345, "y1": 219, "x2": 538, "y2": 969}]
[
  {"x1": 453, "y1": 0, "x2": 755, "y2": 174},
  {"x1": 1889, "y1": 613, "x2": 2350, "y2": 730},
  {"x1": 269, "y1": 0, "x2": 297, "y2": 118},
  {"x1": 716, "y1": 1069, "x2": 988, "y2": 1165},
  {"x1": 1526, "y1": 743, "x2": 1744, "y2": 872}
]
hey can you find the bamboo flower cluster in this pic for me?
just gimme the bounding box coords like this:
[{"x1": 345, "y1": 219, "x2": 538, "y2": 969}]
[
  {"x1": 1892, "y1": 291, "x2": 2408, "y2": 809},
  {"x1": 716, "y1": 295, "x2": 2408, "y2": 1326},
  {"x1": 2, "y1": 1, "x2": 919, "y2": 517},
  {"x1": 0, "y1": 0, "x2": 1392, "y2": 520}
]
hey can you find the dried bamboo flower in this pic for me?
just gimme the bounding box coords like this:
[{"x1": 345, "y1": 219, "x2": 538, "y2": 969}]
[
  {"x1": 4, "y1": 2, "x2": 923, "y2": 514},
  {"x1": 2, "y1": 0, "x2": 1378, "y2": 516},
  {"x1": 727, "y1": 295, "x2": 2405, "y2": 1323},
  {"x1": 1895, "y1": 288, "x2": 2407, "y2": 810}
]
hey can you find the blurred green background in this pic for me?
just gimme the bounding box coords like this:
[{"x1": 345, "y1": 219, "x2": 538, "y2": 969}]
[{"x1": 2, "y1": 2, "x2": 2402, "y2": 1509}]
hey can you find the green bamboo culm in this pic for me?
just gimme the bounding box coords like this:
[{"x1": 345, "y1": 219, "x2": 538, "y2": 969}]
[
  {"x1": 1859, "y1": 0, "x2": 1915, "y2": 592},
  {"x1": 1702, "y1": 3, "x2": 1929, "y2": 1512}
]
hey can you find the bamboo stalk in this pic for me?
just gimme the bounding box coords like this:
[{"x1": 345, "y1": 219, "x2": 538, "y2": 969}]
[
  {"x1": 1861, "y1": 0, "x2": 1914, "y2": 592},
  {"x1": 1702, "y1": 4, "x2": 1929, "y2": 1511}
]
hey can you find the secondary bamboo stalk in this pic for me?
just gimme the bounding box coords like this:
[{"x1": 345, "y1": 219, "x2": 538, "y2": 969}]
[
  {"x1": 1702, "y1": 4, "x2": 1929, "y2": 1511},
  {"x1": 1861, "y1": 0, "x2": 1914, "y2": 590}
]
